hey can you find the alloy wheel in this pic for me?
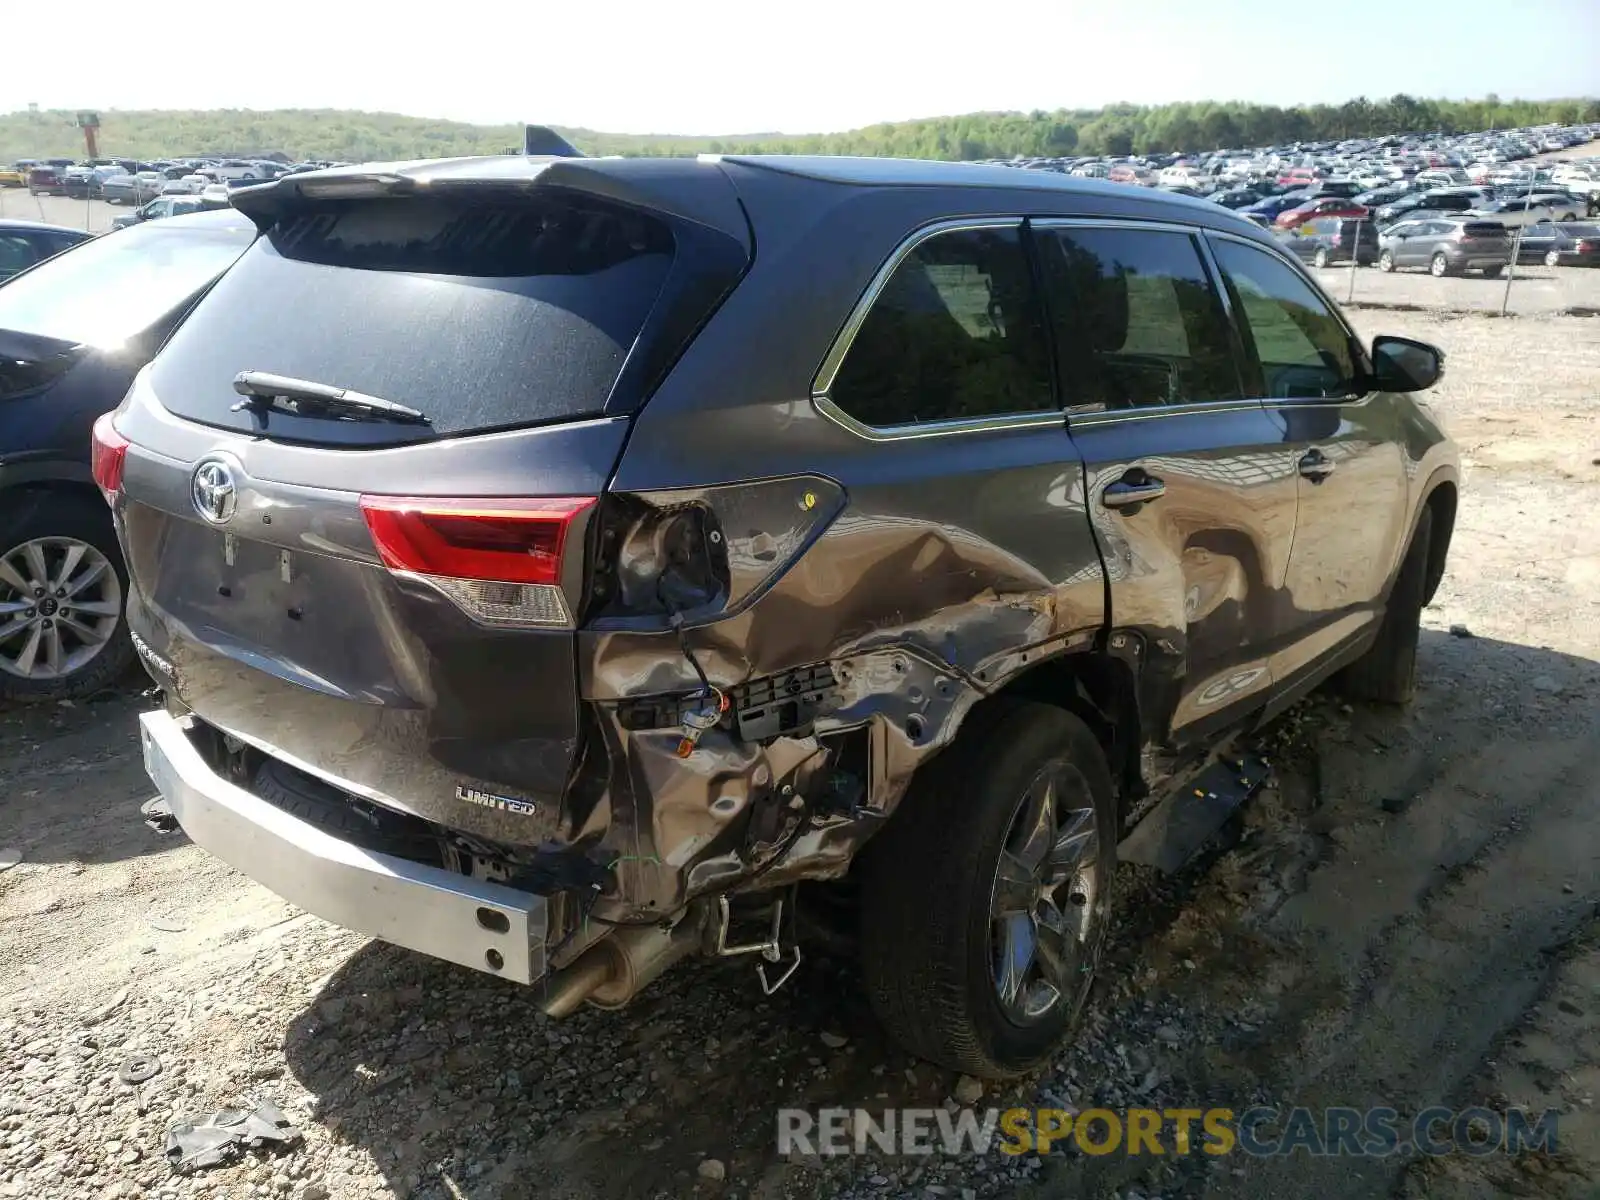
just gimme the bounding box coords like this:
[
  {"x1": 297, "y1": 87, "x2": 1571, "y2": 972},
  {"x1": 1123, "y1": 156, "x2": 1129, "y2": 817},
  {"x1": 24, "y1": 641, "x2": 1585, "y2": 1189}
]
[
  {"x1": 0, "y1": 537, "x2": 122, "y2": 680},
  {"x1": 989, "y1": 764, "x2": 1102, "y2": 1024}
]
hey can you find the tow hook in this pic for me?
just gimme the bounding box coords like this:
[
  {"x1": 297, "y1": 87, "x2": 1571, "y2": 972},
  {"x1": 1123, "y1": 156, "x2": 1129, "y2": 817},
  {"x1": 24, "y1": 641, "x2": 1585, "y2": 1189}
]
[{"x1": 715, "y1": 895, "x2": 802, "y2": 995}]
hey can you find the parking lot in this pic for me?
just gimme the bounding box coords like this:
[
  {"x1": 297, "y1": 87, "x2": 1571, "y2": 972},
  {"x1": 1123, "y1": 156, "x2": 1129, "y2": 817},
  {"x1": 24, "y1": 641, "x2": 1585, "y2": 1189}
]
[{"x1": 1, "y1": 290, "x2": 1596, "y2": 1200}]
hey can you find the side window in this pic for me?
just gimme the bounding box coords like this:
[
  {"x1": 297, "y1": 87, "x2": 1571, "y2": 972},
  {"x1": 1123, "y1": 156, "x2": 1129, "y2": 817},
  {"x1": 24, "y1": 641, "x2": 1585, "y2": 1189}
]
[
  {"x1": 1038, "y1": 226, "x2": 1241, "y2": 412},
  {"x1": 828, "y1": 226, "x2": 1054, "y2": 428},
  {"x1": 1210, "y1": 239, "x2": 1358, "y2": 400},
  {"x1": 0, "y1": 235, "x2": 37, "y2": 277}
]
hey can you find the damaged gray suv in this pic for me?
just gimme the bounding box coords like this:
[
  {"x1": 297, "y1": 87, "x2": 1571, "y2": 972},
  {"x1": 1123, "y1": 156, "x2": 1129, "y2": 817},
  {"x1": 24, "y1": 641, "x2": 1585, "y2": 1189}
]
[{"x1": 102, "y1": 154, "x2": 1457, "y2": 1079}]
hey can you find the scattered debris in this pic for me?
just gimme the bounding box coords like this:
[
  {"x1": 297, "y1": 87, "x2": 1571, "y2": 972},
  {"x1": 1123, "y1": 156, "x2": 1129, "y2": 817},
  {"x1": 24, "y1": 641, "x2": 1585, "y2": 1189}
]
[
  {"x1": 83, "y1": 988, "x2": 129, "y2": 1027},
  {"x1": 952, "y1": 1075, "x2": 985, "y2": 1106},
  {"x1": 697, "y1": 1157, "x2": 727, "y2": 1181},
  {"x1": 117, "y1": 1052, "x2": 161, "y2": 1086},
  {"x1": 1449, "y1": 624, "x2": 1474, "y2": 638},
  {"x1": 1154, "y1": 1025, "x2": 1182, "y2": 1046},
  {"x1": 165, "y1": 1100, "x2": 301, "y2": 1173},
  {"x1": 819, "y1": 1031, "x2": 849, "y2": 1049},
  {"x1": 140, "y1": 795, "x2": 179, "y2": 834},
  {"x1": 147, "y1": 914, "x2": 187, "y2": 933}
]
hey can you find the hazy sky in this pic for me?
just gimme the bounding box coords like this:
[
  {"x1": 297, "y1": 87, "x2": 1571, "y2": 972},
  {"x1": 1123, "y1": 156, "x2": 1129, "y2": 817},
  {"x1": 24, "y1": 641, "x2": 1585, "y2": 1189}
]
[{"x1": 7, "y1": 0, "x2": 1597, "y2": 134}]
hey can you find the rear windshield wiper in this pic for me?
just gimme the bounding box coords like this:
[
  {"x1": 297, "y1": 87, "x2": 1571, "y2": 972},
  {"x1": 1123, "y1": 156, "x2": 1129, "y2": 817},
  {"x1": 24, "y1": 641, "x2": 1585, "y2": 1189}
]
[{"x1": 231, "y1": 370, "x2": 429, "y2": 425}]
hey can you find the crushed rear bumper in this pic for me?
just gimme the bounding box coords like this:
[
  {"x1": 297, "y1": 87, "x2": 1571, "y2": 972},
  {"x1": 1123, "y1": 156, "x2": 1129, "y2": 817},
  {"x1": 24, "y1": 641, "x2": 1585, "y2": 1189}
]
[{"x1": 138, "y1": 709, "x2": 549, "y2": 984}]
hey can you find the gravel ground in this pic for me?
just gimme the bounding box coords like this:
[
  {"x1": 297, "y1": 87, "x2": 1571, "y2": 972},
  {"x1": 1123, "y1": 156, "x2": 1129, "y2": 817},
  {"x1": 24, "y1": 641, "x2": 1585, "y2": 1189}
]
[{"x1": 2, "y1": 292, "x2": 1598, "y2": 1199}]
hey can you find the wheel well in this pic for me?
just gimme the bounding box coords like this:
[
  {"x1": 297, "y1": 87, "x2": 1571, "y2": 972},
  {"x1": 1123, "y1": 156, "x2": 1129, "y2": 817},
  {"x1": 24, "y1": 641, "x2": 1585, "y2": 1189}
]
[
  {"x1": 1421, "y1": 482, "x2": 1456, "y2": 604},
  {"x1": 976, "y1": 650, "x2": 1143, "y2": 811},
  {"x1": 0, "y1": 480, "x2": 108, "y2": 534}
]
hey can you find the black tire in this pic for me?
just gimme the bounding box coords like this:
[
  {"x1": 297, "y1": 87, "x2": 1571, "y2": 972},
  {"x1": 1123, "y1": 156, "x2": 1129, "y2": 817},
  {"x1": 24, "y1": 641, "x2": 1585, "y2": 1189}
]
[
  {"x1": 0, "y1": 492, "x2": 135, "y2": 702},
  {"x1": 860, "y1": 700, "x2": 1118, "y2": 1079},
  {"x1": 1340, "y1": 506, "x2": 1432, "y2": 705},
  {"x1": 1486, "y1": 264, "x2": 1507, "y2": 278},
  {"x1": 1313, "y1": 247, "x2": 1330, "y2": 268}
]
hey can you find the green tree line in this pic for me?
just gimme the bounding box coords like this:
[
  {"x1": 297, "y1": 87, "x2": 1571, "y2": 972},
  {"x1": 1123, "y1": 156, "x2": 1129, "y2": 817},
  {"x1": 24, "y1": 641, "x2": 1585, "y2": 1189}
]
[{"x1": 3, "y1": 95, "x2": 1596, "y2": 165}]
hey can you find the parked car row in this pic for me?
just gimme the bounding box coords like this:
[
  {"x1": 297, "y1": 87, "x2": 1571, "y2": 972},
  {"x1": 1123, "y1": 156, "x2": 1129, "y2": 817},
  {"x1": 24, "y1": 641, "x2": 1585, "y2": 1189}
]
[
  {"x1": 1278, "y1": 212, "x2": 1600, "y2": 276},
  {"x1": 9, "y1": 155, "x2": 346, "y2": 199},
  {"x1": 989, "y1": 122, "x2": 1600, "y2": 205}
]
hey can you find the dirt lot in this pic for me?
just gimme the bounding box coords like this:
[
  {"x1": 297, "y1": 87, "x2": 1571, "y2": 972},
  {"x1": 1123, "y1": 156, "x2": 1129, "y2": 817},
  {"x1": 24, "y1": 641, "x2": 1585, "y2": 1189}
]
[{"x1": 2, "y1": 297, "x2": 1599, "y2": 1199}]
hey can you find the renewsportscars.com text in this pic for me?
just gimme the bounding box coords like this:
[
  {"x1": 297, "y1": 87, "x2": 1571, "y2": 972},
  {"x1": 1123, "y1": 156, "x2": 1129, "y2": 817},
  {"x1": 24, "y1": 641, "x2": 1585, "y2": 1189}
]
[{"x1": 777, "y1": 1105, "x2": 1559, "y2": 1158}]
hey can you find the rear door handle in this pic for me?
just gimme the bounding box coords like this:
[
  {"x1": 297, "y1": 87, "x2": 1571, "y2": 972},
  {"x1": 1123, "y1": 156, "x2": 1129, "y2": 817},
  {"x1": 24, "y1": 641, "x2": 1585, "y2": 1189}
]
[
  {"x1": 1298, "y1": 449, "x2": 1337, "y2": 482},
  {"x1": 1101, "y1": 472, "x2": 1166, "y2": 509}
]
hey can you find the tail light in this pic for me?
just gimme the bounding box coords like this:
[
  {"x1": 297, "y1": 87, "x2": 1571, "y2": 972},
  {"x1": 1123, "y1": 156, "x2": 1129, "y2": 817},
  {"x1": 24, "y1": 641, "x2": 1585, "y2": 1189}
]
[
  {"x1": 1579, "y1": 241, "x2": 1595, "y2": 253},
  {"x1": 359, "y1": 495, "x2": 595, "y2": 628},
  {"x1": 90, "y1": 413, "x2": 130, "y2": 504}
]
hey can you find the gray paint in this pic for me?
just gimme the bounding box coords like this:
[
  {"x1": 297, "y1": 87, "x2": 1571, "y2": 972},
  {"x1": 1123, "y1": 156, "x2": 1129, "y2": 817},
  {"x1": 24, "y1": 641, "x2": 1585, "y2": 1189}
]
[{"x1": 116, "y1": 155, "x2": 1457, "y2": 955}]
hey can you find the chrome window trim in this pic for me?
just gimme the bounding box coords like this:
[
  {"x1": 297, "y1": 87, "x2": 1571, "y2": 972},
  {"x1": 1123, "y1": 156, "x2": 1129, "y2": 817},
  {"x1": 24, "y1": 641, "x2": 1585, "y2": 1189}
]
[
  {"x1": 812, "y1": 395, "x2": 1067, "y2": 442},
  {"x1": 1036, "y1": 218, "x2": 1271, "y2": 426},
  {"x1": 808, "y1": 214, "x2": 1357, "y2": 441},
  {"x1": 1202, "y1": 229, "x2": 1375, "y2": 411},
  {"x1": 1067, "y1": 398, "x2": 1268, "y2": 429},
  {"x1": 810, "y1": 216, "x2": 1024, "y2": 400},
  {"x1": 811, "y1": 217, "x2": 1075, "y2": 442}
]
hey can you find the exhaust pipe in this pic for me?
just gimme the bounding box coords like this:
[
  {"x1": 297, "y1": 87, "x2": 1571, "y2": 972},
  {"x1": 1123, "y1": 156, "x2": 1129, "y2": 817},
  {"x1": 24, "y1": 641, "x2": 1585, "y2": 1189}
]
[{"x1": 538, "y1": 913, "x2": 703, "y2": 1019}]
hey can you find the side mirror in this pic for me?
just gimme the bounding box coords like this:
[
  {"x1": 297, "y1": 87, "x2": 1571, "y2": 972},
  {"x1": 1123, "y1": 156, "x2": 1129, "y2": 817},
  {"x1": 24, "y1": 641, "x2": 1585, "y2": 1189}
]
[{"x1": 1370, "y1": 335, "x2": 1444, "y2": 392}]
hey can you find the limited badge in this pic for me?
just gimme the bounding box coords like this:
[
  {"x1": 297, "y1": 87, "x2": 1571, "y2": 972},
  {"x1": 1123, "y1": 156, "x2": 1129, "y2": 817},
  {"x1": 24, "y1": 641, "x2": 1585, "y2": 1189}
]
[{"x1": 454, "y1": 784, "x2": 537, "y2": 816}]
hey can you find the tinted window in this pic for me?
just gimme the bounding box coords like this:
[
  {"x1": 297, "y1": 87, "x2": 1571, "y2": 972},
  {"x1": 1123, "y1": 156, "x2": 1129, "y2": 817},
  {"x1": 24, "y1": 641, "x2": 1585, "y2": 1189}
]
[
  {"x1": 0, "y1": 235, "x2": 38, "y2": 278},
  {"x1": 153, "y1": 195, "x2": 676, "y2": 439},
  {"x1": 829, "y1": 225, "x2": 1053, "y2": 427},
  {"x1": 0, "y1": 218, "x2": 252, "y2": 346},
  {"x1": 1210, "y1": 239, "x2": 1357, "y2": 400},
  {"x1": 1038, "y1": 226, "x2": 1241, "y2": 412}
]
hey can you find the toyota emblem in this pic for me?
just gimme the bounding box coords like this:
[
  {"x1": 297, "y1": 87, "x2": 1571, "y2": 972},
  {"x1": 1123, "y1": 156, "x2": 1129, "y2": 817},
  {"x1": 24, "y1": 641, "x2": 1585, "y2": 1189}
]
[{"x1": 191, "y1": 459, "x2": 238, "y2": 524}]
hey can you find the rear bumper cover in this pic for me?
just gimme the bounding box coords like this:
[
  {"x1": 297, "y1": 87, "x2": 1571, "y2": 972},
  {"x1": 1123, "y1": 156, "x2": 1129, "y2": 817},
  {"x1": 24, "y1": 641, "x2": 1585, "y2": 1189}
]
[{"x1": 138, "y1": 709, "x2": 549, "y2": 984}]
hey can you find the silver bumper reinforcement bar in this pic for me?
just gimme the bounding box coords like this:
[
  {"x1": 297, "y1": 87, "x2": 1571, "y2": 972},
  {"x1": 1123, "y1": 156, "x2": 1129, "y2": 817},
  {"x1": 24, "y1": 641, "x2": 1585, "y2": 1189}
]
[{"x1": 138, "y1": 709, "x2": 549, "y2": 984}]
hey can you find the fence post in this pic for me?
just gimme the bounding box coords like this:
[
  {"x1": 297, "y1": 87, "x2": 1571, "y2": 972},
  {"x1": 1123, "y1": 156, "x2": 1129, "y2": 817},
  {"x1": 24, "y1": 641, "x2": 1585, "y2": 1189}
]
[
  {"x1": 1500, "y1": 170, "x2": 1539, "y2": 317},
  {"x1": 1348, "y1": 218, "x2": 1362, "y2": 304}
]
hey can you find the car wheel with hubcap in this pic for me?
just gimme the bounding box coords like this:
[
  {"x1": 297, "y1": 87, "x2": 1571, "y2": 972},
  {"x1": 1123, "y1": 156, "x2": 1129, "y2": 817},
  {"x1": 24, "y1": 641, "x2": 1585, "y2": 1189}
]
[
  {"x1": 1430, "y1": 252, "x2": 1450, "y2": 277},
  {"x1": 0, "y1": 495, "x2": 134, "y2": 701},
  {"x1": 1545, "y1": 249, "x2": 1562, "y2": 268},
  {"x1": 1313, "y1": 247, "x2": 1330, "y2": 268},
  {"x1": 860, "y1": 700, "x2": 1117, "y2": 1078},
  {"x1": 1378, "y1": 250, "x2": 1395, "y2": 272}
]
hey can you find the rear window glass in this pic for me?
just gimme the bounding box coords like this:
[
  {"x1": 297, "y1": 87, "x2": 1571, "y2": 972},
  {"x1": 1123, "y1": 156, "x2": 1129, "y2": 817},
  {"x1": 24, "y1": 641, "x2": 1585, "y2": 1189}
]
[
  {"x1": 151, "y1": 195, "x2": 674, "y2": 439},
  {"x1": 0, "y1": 218, "x2": 252, "y2": 347},
  {"x1": 1462, "y1": 223, "x2": 1507, "y2": 236}
]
